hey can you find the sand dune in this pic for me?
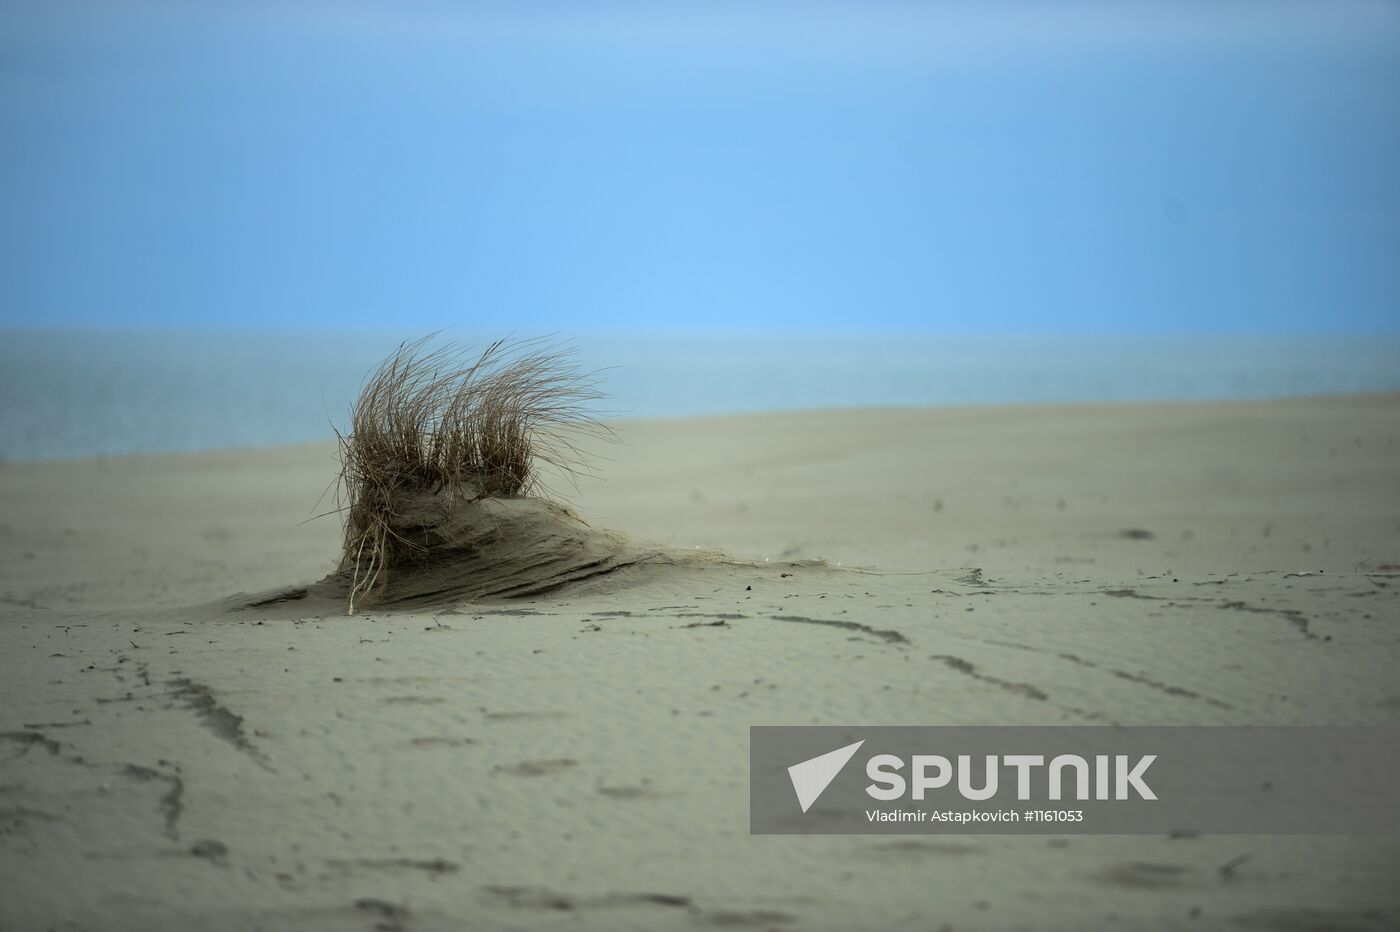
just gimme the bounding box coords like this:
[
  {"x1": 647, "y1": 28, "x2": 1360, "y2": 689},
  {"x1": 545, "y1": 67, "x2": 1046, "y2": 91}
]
[{"x1": 1, "y1": 396, "x2": 1398, "y2": 930}]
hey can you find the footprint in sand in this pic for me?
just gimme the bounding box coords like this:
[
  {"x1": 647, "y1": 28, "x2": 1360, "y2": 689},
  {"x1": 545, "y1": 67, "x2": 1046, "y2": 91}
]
[{"x1": 496, "y1": 758, "x2": 578, "y2": 777}]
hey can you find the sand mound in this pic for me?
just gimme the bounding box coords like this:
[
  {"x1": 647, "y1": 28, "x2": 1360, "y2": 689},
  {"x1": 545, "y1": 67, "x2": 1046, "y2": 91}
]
[{"x1": 236, "y1": 492, "x2": 664, "y2": 614}]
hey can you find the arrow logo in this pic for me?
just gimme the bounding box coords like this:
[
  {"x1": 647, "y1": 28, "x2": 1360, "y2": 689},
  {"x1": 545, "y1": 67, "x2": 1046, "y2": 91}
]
[{"x1": 787, "y1": 739, "x2": 865, "y2": 813}]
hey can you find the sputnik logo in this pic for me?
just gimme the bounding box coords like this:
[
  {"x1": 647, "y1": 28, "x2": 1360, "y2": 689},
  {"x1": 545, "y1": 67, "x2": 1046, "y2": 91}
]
[{"x1": 787, "y1": 739, "x2": 865, "y2": 813}]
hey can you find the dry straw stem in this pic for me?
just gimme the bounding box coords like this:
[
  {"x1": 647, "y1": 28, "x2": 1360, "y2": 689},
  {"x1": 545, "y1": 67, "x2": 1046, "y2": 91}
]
[{"x1": 335, "y1": 336, "x2": 606, "y2": 614}]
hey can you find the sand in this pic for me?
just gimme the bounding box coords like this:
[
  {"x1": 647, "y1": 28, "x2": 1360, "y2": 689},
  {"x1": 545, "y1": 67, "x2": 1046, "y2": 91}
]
[{"x1": 1, "y1": 394, "x2": 1398, "y2": 931}]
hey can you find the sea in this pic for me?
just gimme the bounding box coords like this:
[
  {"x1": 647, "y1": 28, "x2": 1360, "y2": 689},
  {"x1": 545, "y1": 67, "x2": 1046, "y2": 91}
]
[{"x1": 2, "y1": 330, "x2": 1398, "y2": 461}]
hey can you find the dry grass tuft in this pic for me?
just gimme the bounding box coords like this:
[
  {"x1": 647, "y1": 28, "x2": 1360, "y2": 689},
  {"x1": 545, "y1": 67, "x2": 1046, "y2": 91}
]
[{"x1": 335, "y1": 336, "x2": 605, "y2": 613}]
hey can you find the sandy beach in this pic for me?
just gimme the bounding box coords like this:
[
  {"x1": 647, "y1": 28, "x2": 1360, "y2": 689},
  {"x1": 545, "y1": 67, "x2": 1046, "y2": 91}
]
[{"x1": 2, "y1": 394, "x2": 1399, "y2": 931}]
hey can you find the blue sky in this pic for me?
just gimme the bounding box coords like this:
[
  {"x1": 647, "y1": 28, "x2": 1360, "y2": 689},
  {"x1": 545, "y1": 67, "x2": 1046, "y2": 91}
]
[{"x1": 2, "y1": 1, "x2": 1398, "y2": 333}]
